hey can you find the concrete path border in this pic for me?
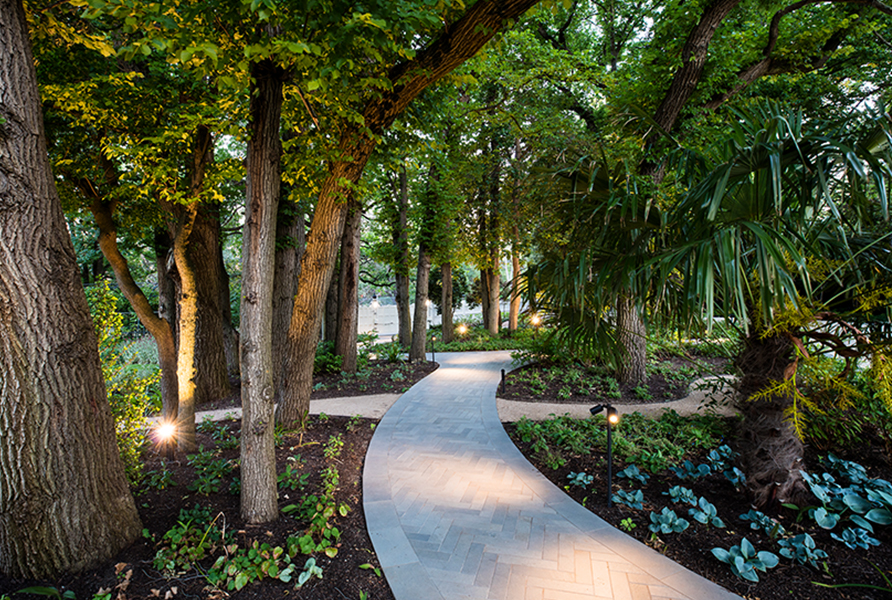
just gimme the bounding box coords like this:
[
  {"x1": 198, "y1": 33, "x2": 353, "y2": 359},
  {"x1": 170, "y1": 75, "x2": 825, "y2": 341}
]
[{"x1": 363, "y1": 351, "x2": 742, "y2": 600}]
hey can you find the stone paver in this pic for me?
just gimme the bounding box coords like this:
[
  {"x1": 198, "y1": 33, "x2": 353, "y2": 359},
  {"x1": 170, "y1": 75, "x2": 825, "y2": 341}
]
[{"x1": 364, "y1": 351, "x2": 742, "y2": 600}]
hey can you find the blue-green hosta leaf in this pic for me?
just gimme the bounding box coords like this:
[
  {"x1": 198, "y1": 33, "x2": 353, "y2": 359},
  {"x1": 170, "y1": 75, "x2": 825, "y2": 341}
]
[
  {"x1": 849, "y1": 514, "x2": 875, "y2": 533},
  {"x1": 756, "y1": 551, "x2": 779, "y2": 570},
  {"x1": 814, "y1": 508, "x2": 840, "y2": 530},
  {"x1": 842, "y1": 493, "x2": 874, "y2": 515},
  {"x1": 865, "y1": 508, "x2": 892, "y2": 525}
]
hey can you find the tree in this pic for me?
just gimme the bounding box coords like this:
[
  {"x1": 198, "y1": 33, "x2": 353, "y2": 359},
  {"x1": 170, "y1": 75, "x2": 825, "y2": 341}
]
[{"x1": 0, "y1": 0, "x2": 141, "y2": 578}]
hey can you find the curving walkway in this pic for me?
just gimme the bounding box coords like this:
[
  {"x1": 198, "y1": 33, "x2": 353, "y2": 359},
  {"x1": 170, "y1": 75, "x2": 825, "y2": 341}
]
[{"x1": 363, "y1": 351, "x2": 742, "y2": 600}]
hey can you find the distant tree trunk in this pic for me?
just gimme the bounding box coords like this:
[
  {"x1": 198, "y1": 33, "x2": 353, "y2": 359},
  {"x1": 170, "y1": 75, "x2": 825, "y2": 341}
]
[
  {"x1": 509, "y1": 233, "x2": 521, "y2": 333},
  {"x1": 155, "y1": 230, "x2": 178, "y2": 347},
  {"x1": 272, "y1": 197, "x2": 303, "y2": 395},
  {"x1": 188, "y1": 205, "x2": 230, "y2": 404},
  {"x1": 90, "y1": 198, "x2": 179, "y2": 423},
  {"x1": 335, "y1": 198, "x2": 362, "y2": 373},
  {"x1": 239, "y1": 58, "x2": 284, "y2": 524},
  {"x1": 218, "y1": 244, "x2": 240, "y2": 378},
  {"x1": 737, "y1": 329, "x2": 809, "y2": 509},
  {"x1": 616, "y1": 294, "x2": 647, "y2": 385},
  {"x1": 441, "y1": 261, "x2": 454, "y2": 344},
  {"x1": 169, "y1": 124, "x2": 213, "y2": 453},
  {"x1": 324, "y1": 260, "x2": 339, "y2": 344},
  {"x1": 484, "y1": 260, "x2": 500, "y2": 336},
  {"x1": 395, "y1": 165, "x2": 412, "y2": 347},
  {"x1": 410, "y1": 243, "x2": 432, "y2": 361},
  {"x1": 278, "y1": 0, "x2": 543, "y2": 428},
  {"x1": 0, "y1": 0, "x2": 142, "y2": 577}
]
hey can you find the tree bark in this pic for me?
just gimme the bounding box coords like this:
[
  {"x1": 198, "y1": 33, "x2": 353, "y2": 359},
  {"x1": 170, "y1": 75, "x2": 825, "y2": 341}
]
[
  {"x1": 89, "y1": 198, "x2": 179, "y2": 423},
  {"x1": 272, "y1": 197, "x2": 303, "y2": 396},
  {"x1": 484, "y1": 262, "x2": 500, "y2": 336},
  {"x1": 0, "y1": 0, "x2": 142, "y2": 577},
  {"x1": 335, "y1": 198, "x2": 362, "y2": 373},
  {"x1": 279, "y1": 0, "x2": 542, "y2": 427},
  {"x1": 239, "y1": 59, "x2": 285, "y2": 524},
  {"x1": 324, "y1": 260, "x2": 340, "y2": 344},
  {"x1": 509, "y1": 233, "x2": 521, "y2": 333},
  {"x1": 155, "y1": 230, "x2": 178, "y2": 348},
  {"x1": 410, "y1": 243, "x2": 432, "y2": 361},
  {"x1": 169, "y1": 125, "x2": 213, "y2": 453},
  {"x1": 218, "y1": 238, "x2": 240, "y2": 378},
  {"x1": 616, "y1": 293, "x2": 647, "y2": 385},
  {"x1": 441, "y1": 261, "x2": 454, "y2": 344},
  {"x1": 395, "y1": 165, "x2": 412, "y2": 347},
  {"x1": 737, "y1": 330, "x2": 809, "y2": 509}
]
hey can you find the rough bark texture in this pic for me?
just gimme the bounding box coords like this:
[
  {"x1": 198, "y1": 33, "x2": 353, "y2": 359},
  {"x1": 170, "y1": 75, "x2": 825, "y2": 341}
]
[
  {"x1": 154, "y1": 230, "x2": 178, "y2": 349},
  {"x1": 616, "y1": 294, "x2": 647, "y2": 385},
  {"x1": 169, "y1": 125, "x2": 213, "y2": 453},
  {"x1": 410, "y1": 244, "x2": 432, "y2": 362},
  {"x1": 483, "y1": 263, "x2": 501, "y2": 336},
  {"x1": 0, "y1": 0, "x2": 142, "y2": 577},
  {"x1": 737, "y1": 331, "x2": 810, "y2": 509},
  {"x1": 509, "y1": 235, "x2": 521, "y2": 333},
  {"x1": 441, "y1": 261, "x2": 454, "y2": 344},
  {"x1": 324, "y1": 261, "x2": 339, "y2": 343},
  {"x1": 218, "y1": 240, "x2": 240, "y2": 378},
  {"x1": 279, "y1": 0, "x2": 541, "y2": 426},
  {"x1": 239, "y1": 59, "x2": 284, "y2": 523},
  {"x1": 335, "y1": 199, "x2": 362, "y2": 373},
  {"x1": 272, "y1": 198, "x2": 303, "y2": 396},
  {"x1": 90, "y1": 198, "x2": 179, "y2": 423},
  {"x1": 187, "y1": 205, "x2": 230, "y2": 404},
  {"x1": 395, "y1": 166, "x2": 412, "y2": 347}
]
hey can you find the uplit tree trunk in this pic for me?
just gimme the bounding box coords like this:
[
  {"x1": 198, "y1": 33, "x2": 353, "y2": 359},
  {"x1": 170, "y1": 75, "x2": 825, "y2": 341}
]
[
  {"x1": 410, "y1": 244, "x2": 432, "y2": 361},
  {"x1": 509, "y1": 234, "x2": 521, "y2": 333},
  {"x1": 324, "y1": 260, "x2": 339, "y2": 344},
  {"x1": 279, "y1": 0, "x2": 542, "y2": 428},
  {"x1": 616, "y1": 293, "x2": 647, "y2": 385},
  {"x1": 484, "y1": 261, "x2": 500, "y2": 336},
  {"x1": 737, "y1": 329, "x2": 809, "y2": 508},
  {"x1": 0, "y1": 0, "x2": 142, "y2": 577},
  {"x1": 90, "y1": 198, "x2": 179, "y2": 423},
  {"x1": 335, "y1": 198, "x2": 362, "y2": 372},
  {"x1": 239, "y1": 59, "x2": 285, "y2": 524},
  {"x1": 395, "y1": 165, "x2": 412, "y2": 347},
  {"x1": 169, "y1": 125, "x2": 213, "y2": 453},
  {"x1": 272, "y1": 197, "x2": 303, "y2": 395},
  {"x1": 441, "y1": 261, "x2": 454, "y2": 344}
]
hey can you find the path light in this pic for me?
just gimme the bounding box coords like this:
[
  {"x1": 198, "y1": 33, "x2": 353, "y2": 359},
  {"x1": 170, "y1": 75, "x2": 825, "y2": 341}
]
[
  {"x1": 590, "y1": 404, "x2": 619, "y2": 508},
  {"x1": 530, "y1": 313, "x2": 541, "y2": 337},
  {"x1": 458, "y1": 323, "x2": 468, "y2": 336},
  {"x1": 431, "y1": 335, "x2": 436, "y2": 363}
]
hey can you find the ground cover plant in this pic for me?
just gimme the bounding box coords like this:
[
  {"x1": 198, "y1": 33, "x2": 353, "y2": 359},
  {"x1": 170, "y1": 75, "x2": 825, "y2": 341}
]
[{"x1": 505, "y1": 407, "x2": 892, "y2": 599}]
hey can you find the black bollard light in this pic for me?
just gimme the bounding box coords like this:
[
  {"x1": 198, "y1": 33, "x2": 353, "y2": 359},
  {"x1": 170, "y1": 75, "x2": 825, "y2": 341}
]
[
  {"x1": 501, "y1": 369, "x2": 506, "y2": 395},
  {"x1": 431, "y1": 336, "x2": 436, "y2": 363},
  {"x1": 590, "y1": 404, "x2": 619, "y2": 507}
]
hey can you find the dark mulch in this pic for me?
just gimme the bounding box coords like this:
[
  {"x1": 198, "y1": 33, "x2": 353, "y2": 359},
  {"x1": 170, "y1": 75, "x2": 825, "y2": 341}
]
[
  {"x1": 504, "y1": 422, "x2": 892, "y2": 600},
  {"x1": 501, "y1": 354, "x2": 730, "y2": 405}
]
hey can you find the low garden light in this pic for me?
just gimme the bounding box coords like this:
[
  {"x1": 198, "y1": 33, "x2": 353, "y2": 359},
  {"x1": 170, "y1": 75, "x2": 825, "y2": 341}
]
[
  {"x1": 590, "y1": 404, "x2": 619, "y2": 508},
  {"x1": 458, "y1": 323, "x2": 468, "y2": 336},
  {"x1": 530, "y1": 313, "x2": 541, "y2": 327},
  {"x1": 155, "y1": 420, "x2": 177, "y2": 460},
  {"x1": 431, "y1": 335, "x2": 437, "y2": 363}
]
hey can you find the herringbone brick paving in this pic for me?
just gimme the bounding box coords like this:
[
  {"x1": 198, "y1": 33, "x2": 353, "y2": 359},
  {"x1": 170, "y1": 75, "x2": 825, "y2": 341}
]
[{"x1": 364, "y1": 351, "x2": 741, "y2": 600}]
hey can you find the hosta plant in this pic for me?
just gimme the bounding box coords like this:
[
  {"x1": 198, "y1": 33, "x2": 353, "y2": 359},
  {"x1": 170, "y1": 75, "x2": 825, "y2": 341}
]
[
  {"x1": 649, "y1": 508, "x2": 690, "y2": 534},
  {"x1": 777, "y1": 533, "x2": 828, "y2": 569},
  {"x1": 689, "y1": 497, "x2": 725, "y2": 528},
  {"x1": 831, "y1": 527, "x2": 881, "y2": 550},
  {"x1": 712, "y1": 538, "x2": 779, "y2": 582}
]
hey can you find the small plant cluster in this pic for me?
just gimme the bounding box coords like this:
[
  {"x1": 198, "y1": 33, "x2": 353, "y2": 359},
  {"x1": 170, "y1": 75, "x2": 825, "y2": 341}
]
[
  {"x1": 186, "y1": 447, "x2": 237, "y2": 495},
  {"x1": 197, "y1": 416, "x2": 239, "y2": 450}
]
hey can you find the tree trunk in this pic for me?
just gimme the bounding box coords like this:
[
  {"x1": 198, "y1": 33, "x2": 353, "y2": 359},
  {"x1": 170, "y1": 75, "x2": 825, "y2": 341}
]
[
  {"x1": 324, "y1": 260, "x2": 340, "y2": 344},
  {"x1": 218, "y1": 241, "x2": 240, "y2": 378},
  {"x1": 395, "y1": 165, "x2": 412, "y2": 347},
  {"x1": 278, "y1": 0, "x2": 543, "y2": 428},
  {"x1": 441, "y1": 261, "x2": 454, "y2": 344},
  {"x1": 0, "y1": 0, "x2": 142, "y2": 577},
  {"x1": 335, "y1": 198, "x2": 362, "y2": 373},
  {"x1": 169, "y1": 125, "x2": 213, "y2": 453},
  {"x1": 272, "y1": 197, "x2": 303, "y2": 396},
  {"x1": 509, "y1": 233, "x2": 521, "y2": 333},
  {"x1": 616, "y1": 293, "x2": 647, "y2": 385},
  {"x1": 737, "y1": 330, "x2": 809, "y2": 509},
  {"x1": 484, "y1": 260, "x2": 500, "y2": 336},
  {"x1": 155, "y1": 230, "x2": 178, "y2": 349},
  {"x1": 239, "y1": 59, "x2": 285, "y2": 524},
  {"x1": 90, "y1": 198, "x2": 179, "y2": 423},
  {"x1": 189, "y1": 205, "x2": 231, "y2": 404},
  {"x1": 410, "y1": 243, "x2": 432, "y2": 361}
]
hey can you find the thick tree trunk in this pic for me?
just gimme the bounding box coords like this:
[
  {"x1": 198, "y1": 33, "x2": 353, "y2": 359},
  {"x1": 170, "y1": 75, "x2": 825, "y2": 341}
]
[
  {"x1": 395, "y1": 166, "x2": 412, "y2": 347},
  {"x1": 410, "y1": 244, "x2": 432, "y2": 361},
  {"x1": 279, "y1": 0, "x2": 542, "y2": 427},
  {"x1": 239, "y1": 59, "x2": 284, "y2": 524},
  {"x1": 509, "y1": 234, "x2": 521, "y2": 333},
  {"x1": 154, "y1": 230, "x2": 178, "y2": 348},
  {"x1": 0, "y1": 0, "x2": 142, "y2": 577},
  {"x1": 441, "y1": 261, "x2": 454, "y2": 344},
  {"x1": 169, "y1": 125, "x2": 213, "y2": 453},
  {"x1": 189, "y1": 205, "x2": 230, "y2": 404},
  {"x1": 90, "y1": 199, "x2": 179, "y2": 423},
  {"x1": 335, "y1": 199, "x2": 362, "y2": 373},
  {"x1": 737, "y1": 330, "x2": 809, "y2": 509},
  {"x1": 616, "y1": 293, "x2": 647, "y2": 385},
  {"x1": 272, "y1": 198, "x2": 304, "y2": 395},
  {"x1": 218, "y1": 243, "x2": 240, "y2": 378},
  {"x1": 484, "y1": 262, "x2": 500, "y2": 336}
]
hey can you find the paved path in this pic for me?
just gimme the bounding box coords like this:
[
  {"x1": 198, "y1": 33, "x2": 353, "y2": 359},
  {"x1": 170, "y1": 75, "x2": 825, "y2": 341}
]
[{"x1": 364, "y1": 351, "x2": 742, "y2": 600}]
